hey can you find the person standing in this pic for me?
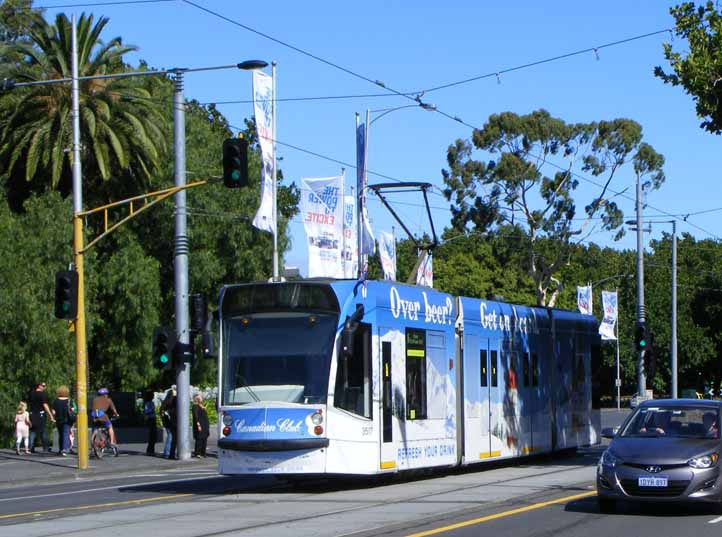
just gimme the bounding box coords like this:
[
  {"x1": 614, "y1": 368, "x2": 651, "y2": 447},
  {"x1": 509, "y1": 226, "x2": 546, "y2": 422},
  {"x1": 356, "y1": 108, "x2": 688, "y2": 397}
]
[
  {"x1": 161, "y1": 388, "x2": 177, "y2": 459},
  {"x1": 143, "y1": 391, "x2": 157, "y2": 456},
  {"x1": 14, "y1": 402, "x2": 31, "y2": 455},
  {"x1": 51, "y1": 386, "x2": 73, "y2": 456},
  {"x1": 29, "y1": 382, "x2": 55, "y2": 453},
  {"x1": 192, "y1": 393, "x2": 210, "y2": 458}
]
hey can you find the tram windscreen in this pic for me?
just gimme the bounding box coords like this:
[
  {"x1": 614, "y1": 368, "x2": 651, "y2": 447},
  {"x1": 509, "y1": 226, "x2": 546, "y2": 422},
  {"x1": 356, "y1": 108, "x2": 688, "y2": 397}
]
[{"x1": 222, "y1": 312, "x2": 338, "y2": 405}]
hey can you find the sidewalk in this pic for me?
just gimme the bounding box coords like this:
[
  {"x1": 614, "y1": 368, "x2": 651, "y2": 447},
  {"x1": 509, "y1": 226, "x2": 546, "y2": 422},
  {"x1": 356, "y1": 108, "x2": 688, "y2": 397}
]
[{"x1": 0, "y1": 428, "x2": 219, "y2": 488}]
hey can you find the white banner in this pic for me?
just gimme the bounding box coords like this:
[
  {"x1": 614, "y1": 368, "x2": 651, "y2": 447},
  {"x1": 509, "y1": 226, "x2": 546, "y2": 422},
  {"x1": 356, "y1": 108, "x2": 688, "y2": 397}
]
[
  {"x1": 416, "y1": 251, "x2": 433, "y2": 288},
  {"x1": 301, "y1": 176, "x2": 344, "y2": 278},
  {"x1": 378, "y1": 231, "x2": 396, "y2": 281},
  {"x1": 252, "y1": 70, "x2": 275, "y2": 233},
  {"x1": 342, "y1": 195, "x2": 358, "y2": 278},
  {"x1": 599, "y1": 290, "x2": 618, "y2": 341},
  {"x1": 577, "y1": 285, "x2": 593, "y2": 315}
]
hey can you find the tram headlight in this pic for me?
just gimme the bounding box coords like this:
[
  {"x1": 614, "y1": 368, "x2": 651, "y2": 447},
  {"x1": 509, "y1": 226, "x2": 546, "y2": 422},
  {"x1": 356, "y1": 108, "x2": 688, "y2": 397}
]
[
  {"x1": 311, "y1": 410, "x2": 323, "y2": 425},
  {"x1": 222, "y1": 413, "x2": 233, "y2": 426}
]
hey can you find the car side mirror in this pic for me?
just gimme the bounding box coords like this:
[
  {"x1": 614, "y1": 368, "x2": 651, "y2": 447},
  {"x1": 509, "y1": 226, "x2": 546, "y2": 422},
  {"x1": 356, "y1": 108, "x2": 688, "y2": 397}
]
[{"x1": 601, "y1": 427, "x2": 617, "y2": 439}]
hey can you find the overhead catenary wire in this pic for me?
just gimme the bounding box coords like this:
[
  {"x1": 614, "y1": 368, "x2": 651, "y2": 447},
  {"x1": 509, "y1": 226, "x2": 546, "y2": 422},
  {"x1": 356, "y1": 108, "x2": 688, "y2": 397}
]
[{"x1": 179, "y1": 1, "x2": 716, "y2": 240}]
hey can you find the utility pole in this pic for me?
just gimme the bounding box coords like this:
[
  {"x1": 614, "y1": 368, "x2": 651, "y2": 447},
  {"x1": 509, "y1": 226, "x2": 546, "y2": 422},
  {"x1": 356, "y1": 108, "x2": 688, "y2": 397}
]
[
  {"x1": 71, "y1": 15, "x2": 90, "y2": 470},
  {"x1": 635, "y1": 172, "x2": 646, "y2": 397},
  {"x1": 173, "y1": 70, "x2": 191, "y2": 461},
  {"x1": 671, "y1": 220, "x2": 678, "y2": 399}
]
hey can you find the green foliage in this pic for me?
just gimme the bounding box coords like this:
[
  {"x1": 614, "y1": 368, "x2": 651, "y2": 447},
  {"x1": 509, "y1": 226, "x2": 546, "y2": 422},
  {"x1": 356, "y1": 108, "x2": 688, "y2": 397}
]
[
  {"x1": 0, "y1": 193, "x2": 76, "y2": 442},
  {"x1": 655, "y1": 2, "x2": 722, "y2": 133},
  {"x1": 0, "y1": 12, "x2": 169, "y2": 209},
  {"x1": 443, "y1": 109, "x2": 665, "y2": 306}
]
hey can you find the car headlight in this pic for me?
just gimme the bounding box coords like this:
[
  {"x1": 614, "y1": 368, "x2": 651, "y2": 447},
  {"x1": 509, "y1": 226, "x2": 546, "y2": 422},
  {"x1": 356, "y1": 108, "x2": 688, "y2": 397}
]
[
  {"x1": 599, "y1": 450, "x2": 619, "y2": 467},
  {"x1": 688, "y1": 453, "x2": 719, "y2": 469}
]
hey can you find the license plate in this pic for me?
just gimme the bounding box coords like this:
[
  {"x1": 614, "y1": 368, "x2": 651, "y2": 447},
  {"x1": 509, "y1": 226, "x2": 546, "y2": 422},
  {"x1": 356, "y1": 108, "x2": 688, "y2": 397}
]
[{"x1": 638, "y1": 476, "x2": 668, "y2": 487}]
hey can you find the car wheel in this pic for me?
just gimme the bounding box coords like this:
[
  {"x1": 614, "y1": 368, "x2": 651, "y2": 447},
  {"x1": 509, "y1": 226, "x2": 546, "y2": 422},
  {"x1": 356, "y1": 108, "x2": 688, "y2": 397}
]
[{"x1": 598, "y1": 497, "x2": 615, "y2": 514}]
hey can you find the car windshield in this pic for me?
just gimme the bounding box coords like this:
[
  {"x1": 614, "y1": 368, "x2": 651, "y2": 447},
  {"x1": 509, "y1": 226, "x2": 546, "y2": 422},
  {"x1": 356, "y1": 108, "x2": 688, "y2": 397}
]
[
  {"x1": 221, "y1": 312, "x2": 338, "y2": 406},
  {"x1": 620, "y1": 405, "x2": 720, "y2": 439}
]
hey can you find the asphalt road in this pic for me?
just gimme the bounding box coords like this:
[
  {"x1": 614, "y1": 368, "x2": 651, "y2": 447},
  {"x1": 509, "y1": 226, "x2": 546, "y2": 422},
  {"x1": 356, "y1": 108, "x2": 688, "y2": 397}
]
[{"x1": 3, "y1": 444, "x2": 720, "y2": 536}]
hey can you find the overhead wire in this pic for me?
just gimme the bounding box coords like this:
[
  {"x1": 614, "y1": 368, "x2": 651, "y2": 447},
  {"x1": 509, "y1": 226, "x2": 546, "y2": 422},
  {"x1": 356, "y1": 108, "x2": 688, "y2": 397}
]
[{"x1": 180, "y1": 1, "x2": 718, "y2": 240}]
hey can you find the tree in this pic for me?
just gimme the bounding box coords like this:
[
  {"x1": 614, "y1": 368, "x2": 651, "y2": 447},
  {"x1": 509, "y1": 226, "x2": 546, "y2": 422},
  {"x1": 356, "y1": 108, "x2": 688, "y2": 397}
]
[
  {"x1": 655, "y1": 2, "x2": 722, "y2": 134},
  {"x1": 443, "y1": 109, "x2": 665, "y2": 306},
  {"x1": 0, "y1": 12, "x2": 168, "y2": 209}
]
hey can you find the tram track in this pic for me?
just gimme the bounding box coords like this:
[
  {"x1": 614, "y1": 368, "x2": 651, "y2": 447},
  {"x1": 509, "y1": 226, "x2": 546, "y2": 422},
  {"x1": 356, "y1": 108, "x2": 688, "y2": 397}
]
[{"x1": 5, "y1": 453, "x2": 596, "y2": 536}]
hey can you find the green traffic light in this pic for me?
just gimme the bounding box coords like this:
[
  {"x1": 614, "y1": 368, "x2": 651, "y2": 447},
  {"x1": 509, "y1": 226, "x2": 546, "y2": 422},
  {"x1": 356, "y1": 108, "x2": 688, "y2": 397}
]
[
  {"x1": 160, "y1": 354, "x2": 169, "y2": 364},
  {"x1": 62, "y1": 303, "x2": 69, "y2": 312},
  {"x1": 231, "y1": 170, "x2": 240, "y2": 181}
]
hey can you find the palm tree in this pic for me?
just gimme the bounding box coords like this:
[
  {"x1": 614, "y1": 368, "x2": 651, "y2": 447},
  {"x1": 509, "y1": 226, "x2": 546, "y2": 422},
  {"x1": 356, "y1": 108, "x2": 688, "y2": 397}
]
[{"x1": 0, "y1": 12, "x2": 168, "y2": 200}]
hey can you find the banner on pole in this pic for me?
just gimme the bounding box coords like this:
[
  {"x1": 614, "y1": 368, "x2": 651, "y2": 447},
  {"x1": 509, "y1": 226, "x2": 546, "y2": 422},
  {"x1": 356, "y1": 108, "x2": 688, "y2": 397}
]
[
  {"x1": 577, "y1": 285, "x2": 593, "y2": 315},
  {"x1": 378, "y1": 231, "x2": 396, "y2": 281},
  {"x1": 416, "y1": 251, "x2": 433, "y2": 288},
  {"x1": 599, "y1": 290, "x2": 618, "y2": 341},
  {"x1": 252, "y1": 70, "x2": 275, "y2": 233},
  {"x1": 301, "y1": 176, "x2": 344, "y2": 278},
  {"x1": 356, "y1": 123, "x2": 375, "y2": 256},
  {"x1": 342, "y1": 195, "x2": 358, "y2": 278}
]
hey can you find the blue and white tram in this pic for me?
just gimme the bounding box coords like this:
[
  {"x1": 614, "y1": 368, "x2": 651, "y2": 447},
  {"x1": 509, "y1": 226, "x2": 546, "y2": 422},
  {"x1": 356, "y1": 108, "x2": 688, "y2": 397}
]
[{"x1": 216, "y1": 279, "x2": 600, "y2": 476}]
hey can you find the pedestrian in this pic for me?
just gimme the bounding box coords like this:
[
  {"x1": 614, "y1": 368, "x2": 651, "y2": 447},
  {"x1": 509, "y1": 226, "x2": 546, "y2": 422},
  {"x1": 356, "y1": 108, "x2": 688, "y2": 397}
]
[
  {"x1": 143, "y1": 391, "x2": 157, "y2": 456},
  {"x1": 192, "y1": 393, "x2": 210, "y2": 458},
  {"x1": 51, "y1": 385, "x2": 73, "y2": 456},
  {"x1": 14, "y1": 401, "x2": 31, "y2": 455},
  {"x1": 161, "y1": 387, "x2": 177, "y2": 459},
  {"x1": 28, "y1": 382, "x2": 55, "y2": 452}
]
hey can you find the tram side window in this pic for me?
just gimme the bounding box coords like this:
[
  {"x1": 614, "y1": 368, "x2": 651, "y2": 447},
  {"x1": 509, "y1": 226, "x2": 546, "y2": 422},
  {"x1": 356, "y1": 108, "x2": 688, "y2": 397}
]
[
  {"x1": 523, "y1": 352, "x2": 530, "y2": 387},
  {"x1": 406, "y1": 328, "x2": 427, "y2": 420},
  {"x1": 490, "y1": 350, "x2": 498, "y2": 387},
  {"x1": 480, "y1": 349, "x2": 488, "y2": 388},
  {"x1": 334, "y1": 322, "x2": 372, "y2": 418}
]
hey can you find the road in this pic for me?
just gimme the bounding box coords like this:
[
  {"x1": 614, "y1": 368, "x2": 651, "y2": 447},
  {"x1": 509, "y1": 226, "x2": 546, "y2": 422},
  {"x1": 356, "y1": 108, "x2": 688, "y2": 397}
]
[{"x1": 1, "y1": 446, "x2": 721, "y2": 536}]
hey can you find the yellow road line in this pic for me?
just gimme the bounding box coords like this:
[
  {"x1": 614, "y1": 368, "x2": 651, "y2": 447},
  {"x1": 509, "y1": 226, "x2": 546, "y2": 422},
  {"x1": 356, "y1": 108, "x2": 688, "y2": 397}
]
[
  {"x1": 405, "y1": 490, "x2": 597, "y2": 537},
  {"x1": 0, "y1": 493, "x2": 193, "y2": 520}
]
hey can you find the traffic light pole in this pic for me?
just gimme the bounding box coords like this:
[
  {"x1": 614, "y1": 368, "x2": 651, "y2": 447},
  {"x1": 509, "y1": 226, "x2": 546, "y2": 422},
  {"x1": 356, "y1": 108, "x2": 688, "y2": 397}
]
[
  {"x1": 70, "y1": 15, "x2": 90, "y2": 470},
  {"x1": 635, "y1": 171, "x2": 646, "y2": 398},
  {"x1": 173, "y1": 71, "x2": 191, "y2": 461}
]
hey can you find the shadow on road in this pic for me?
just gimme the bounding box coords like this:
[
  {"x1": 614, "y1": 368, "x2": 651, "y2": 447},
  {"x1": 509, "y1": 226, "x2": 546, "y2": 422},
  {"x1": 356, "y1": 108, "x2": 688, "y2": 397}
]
[{"x1": 565, "y1": 495, "x2": 720, "y2": 517}]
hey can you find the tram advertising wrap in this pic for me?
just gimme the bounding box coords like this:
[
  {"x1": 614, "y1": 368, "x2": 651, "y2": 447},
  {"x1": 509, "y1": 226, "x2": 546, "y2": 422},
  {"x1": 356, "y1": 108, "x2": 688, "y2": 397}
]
[{"x1": 215, "y1": 280, "x2": 600, "y2": 476}]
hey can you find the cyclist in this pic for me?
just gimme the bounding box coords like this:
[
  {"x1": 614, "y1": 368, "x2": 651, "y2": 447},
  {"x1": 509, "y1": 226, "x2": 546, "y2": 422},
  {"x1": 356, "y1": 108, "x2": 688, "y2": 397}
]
[{"x1": 91, "y1": 388, "x2": 119, "y2": 446}]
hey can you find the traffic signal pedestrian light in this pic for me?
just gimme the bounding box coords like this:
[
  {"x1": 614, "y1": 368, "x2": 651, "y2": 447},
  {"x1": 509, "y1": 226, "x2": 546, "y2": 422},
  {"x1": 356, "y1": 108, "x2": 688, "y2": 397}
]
[
  {"x1": 635, "y1": 322, "x2": 648, "y2": 352},
  {"x1": 222, "y1": 137, "x2": 248, "y2": 188},
  {"x1": 54, "y1": 270, "x2": 78, "y2": 319},
  {"x1": 152, "y1": 327, "x2": 176, "y2": 371}
]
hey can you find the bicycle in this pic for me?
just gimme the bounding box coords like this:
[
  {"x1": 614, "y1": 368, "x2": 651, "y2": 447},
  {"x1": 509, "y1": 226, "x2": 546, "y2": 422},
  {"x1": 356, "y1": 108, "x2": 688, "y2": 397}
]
[{"x1": 91, "y1": 417, "x2": 119, "y2": 459}]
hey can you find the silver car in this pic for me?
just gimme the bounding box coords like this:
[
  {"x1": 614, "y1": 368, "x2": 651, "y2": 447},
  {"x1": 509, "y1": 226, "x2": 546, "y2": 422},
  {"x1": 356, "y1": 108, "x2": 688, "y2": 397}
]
[{"x1": 597, "y1": 399, "x2": 722, "y2": 513}]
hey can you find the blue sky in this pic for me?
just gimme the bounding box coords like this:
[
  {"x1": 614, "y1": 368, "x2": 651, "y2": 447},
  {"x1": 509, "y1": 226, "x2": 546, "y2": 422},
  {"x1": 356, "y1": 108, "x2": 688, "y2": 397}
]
[{"x1": 42, "y1": 0, "x2": 722, "y2": 275}]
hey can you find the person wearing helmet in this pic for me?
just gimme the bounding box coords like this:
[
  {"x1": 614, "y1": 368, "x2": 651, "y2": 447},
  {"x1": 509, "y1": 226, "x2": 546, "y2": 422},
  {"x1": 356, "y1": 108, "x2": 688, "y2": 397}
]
[{"x1": 91, "y1": 388, "x2": 119, "y2": 445}]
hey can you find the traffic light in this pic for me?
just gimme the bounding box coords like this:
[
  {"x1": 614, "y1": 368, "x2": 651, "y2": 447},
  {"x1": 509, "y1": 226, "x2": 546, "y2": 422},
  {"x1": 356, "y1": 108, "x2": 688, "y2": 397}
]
[
  {"x1": 635, "y1": 322, "x2": 648, "y2": 352},
  {"x1": 190, "y1": 293, "x2": 206, "y2": 334},
  {"x1": 173, "y1": 341, "x2": 197, "y2": 368},
  {"x1": 644, "y1": 331, "x2": 657, "y2": 379},
  {"x1": 54, "y1": 270, "x2": 78, "y2": 319},
  {"x1": 222, "y1": 137, "x2": 248, "y2": 188},
  {"x1": 152, "y1": 327, "x2": 175, "y2": 371}
]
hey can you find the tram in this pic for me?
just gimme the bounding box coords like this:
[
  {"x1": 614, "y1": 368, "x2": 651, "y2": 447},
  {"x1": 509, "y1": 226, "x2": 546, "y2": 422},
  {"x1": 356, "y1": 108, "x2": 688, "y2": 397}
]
[{"x1": 216, "y1": 279, "x2": 600, "y2": 475}]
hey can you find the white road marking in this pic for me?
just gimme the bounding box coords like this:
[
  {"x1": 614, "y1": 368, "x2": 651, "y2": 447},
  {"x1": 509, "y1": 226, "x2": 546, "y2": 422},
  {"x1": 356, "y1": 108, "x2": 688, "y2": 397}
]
[{"x1": 709, "y1": 514, "x2": 722, "y2": 524}]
